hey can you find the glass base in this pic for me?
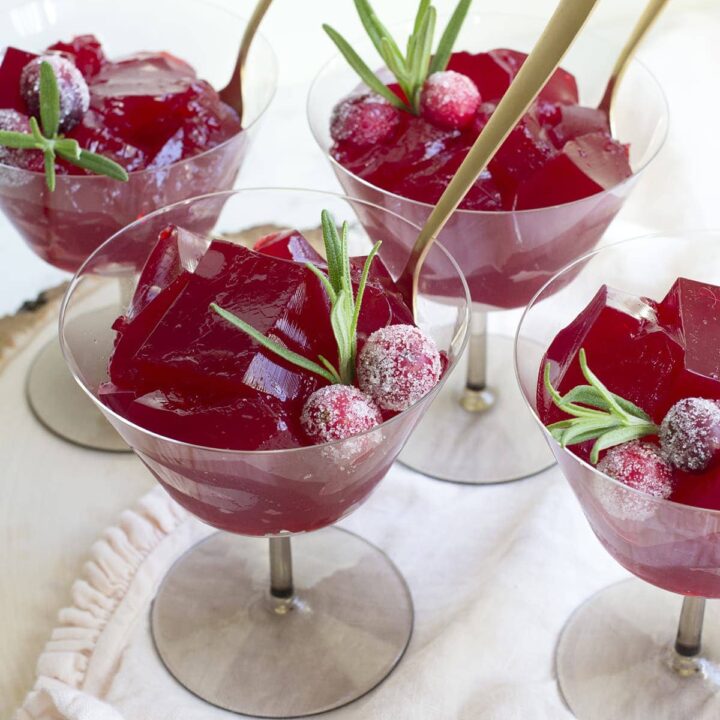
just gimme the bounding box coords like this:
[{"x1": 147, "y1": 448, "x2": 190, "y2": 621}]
[
  {"x1": 151, "y1": 527, "x2": 414, "y2": 718},
  {"x1": 399, "y1": 334, "x2": 554, "y2": 484},
  {"x1": 557, "y1": 578, "x2": 720, "y2": 719},
  {"x1": 26, "y1": 337, "x2": 128, "y2": 452}
]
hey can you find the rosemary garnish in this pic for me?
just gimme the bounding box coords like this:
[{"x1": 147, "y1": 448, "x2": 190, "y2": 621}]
[
  {"x1": 211, "y1": 210, "x2": 381, "y2": 386},
  {"x1": 323, "y1": 0, "x2": 473, "y2": 115},
  {"x1": 544, "y1": 348, "x2": 659, "y2": 464}
]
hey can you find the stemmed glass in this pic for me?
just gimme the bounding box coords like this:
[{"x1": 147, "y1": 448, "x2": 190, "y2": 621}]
[
  {"x1": 1, "y1": 0, "x2": 277, "y2": 451},
  {"x1": 307, "y1": 12, "x2": 668, "y2": 484},
  {"x1": 59, "y1": 188, "x2": 470, "y2": 717},
  {"x1": 515, "y1": 231, "x2": 720, "y2": 720}
]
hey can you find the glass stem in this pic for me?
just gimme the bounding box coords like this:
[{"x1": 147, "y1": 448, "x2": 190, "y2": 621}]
[
  {"x1": 675, "y1": 596, "x2": 706, "y2": 657},
  {"x1": 269, "y1": 536, "x2": 294, "y2": 599},
  {"x1": 461, "y1": 309, "x2": 494, "y2": 412}
]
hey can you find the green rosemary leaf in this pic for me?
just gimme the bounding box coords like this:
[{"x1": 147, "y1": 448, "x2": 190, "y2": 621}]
[
  {"x1": 57, "y1": 149, "x2": 129, "y2": 182},
  {"x1": 350, "y1": 241, "x2": 381, "y2": 343},
  {"x1": 412, "y1": 0, "x2": 432, "y2": 37},
  {"x1": 560, "y1": 417, "x2": 617, "y2": 447},
  {"x1": 562, "y1": 384, "x2": 652, "y2": 421},
  {"x1": 306, "y1": 262, "x2": 337, "y2": 303},
  {"x1": 320, "y1": 209, "x2": 343, "y2": 292},
  {"x1": 39, "y1": 61, "x2": 60, "y2": 138},
  {"x1": 330, "y1": 290, "x2": 355, "y2": 384},
  {"x1": 210, "y1": 303, "x2": 337, "y2": 384},
  {"x1": 429, "y1": 0, "x2": 473, "y2": 74},
  {"x1": 380, "y1": 37, "x2": 411, "y2": 87},
  {"x1": 317, "y1": 354, "x2": 342, "y2": 384},
  {"x1": 354, "y1": 0, "x2": 404, "y2": 70},
  {"x1": 322, "y1": 24, "x2": 409, "y2": 110},
  {"x1": 0, "y1": 131, "x2": 41, "y2": 149},
  {"x1": 54, "y1": 137, "x2": 81, "y2": 159},
  {"x1": 412, "y1": 5, "x2": 436, "y2": 107},
  {"x1": 43, "y1": 150, "x2": 56, "y2": 191},
  {"x1": 340, "y1": 221, "x2": 352, "y2": 296},
  {"x1": 578, "y1": 348, "x2": 630, "y2": 421},
  {"x1": 29, "y1": 117, "x2": 46, "y2": 145},
  {"x1": 589, "y1": 423, "x2": 659, "y2": 465}
]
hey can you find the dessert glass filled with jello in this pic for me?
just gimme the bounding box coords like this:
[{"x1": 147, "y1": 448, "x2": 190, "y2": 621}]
[
  {"x1": 0, "y1": 0, "x2": 276, "y2": 449},
  {"x1": 515, "y1": 231, "x2": 720, "y2": 720},
  {"x1": 308, "y1": 5, "x2": 668, "y2": 484},
  {"x1": 60, "y1": 188, "x2": 470, "y2": 718}
]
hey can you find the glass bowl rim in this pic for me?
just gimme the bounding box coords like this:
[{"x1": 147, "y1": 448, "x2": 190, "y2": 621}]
[
  {"x1": 514, "y1": 228, "x2": 720, "y2": 518},
  {"x1": 0, "y1": 0, "x2": 278, "y2": 180},
  {"x1": 306, "y1": 9, "x2": 670, "y2": 217},
  {"x1": 59, "y1": 186, "x2": 472, "y2": 458}
]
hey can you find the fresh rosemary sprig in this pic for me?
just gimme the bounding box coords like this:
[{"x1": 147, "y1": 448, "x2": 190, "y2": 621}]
[
  {"x1": 0, "y1": 60, "x2": 129, "y2": 191},
  {"x1": 211, "y1": 210, "x2": 381, "y2": 386},
  {"x1": 323, "y1": 0, "x2": 472, "y2": 115},
  {"x1": 544, "y1": 348, "x2": 659, "y2": 464}
]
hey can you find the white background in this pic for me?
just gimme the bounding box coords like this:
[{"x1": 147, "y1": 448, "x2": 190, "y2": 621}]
[{"x1": 1, "y1": 0, "x2": 719, "y2": 315}]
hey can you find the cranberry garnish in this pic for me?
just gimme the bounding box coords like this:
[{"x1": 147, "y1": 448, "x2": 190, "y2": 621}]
[
  {"x1": 597, "y1": 441, "x2": 674, "y2": 499},
  {"x1": 660, "y1": 397, "x2": 720, "y2": 472},
  {"x1": 357, "y1": 324, "x2": 441, "y2": 412},
  {"x1": 301, "y1": 384, "x2": 382, "y2": 443},
  {"x1": 0, "y1": 108, "x2": 44, "y2": 171},
  {"x1": 330, "y1": 93, "x2": 400, "y2": 147},
  {"x1": 419, "y1": 70, "x2": 480, "y2": 130},
  {"x1": 20, "y1": 55, "x2": 89, "y2": 133}
]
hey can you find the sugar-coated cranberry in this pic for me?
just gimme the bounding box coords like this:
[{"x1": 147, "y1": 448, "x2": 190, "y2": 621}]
[
  {"x1": 420, "y1": 70, "x2": 480, "y2": 130},
  {"x1": 597, "y1": 441, "x2": 674, "y2": 499},
  {"x1": 660, "y1": 397, "x2": 720, "y2": 472},
  {"x1": 20, "y1": 54, "x2": 90, "y2": 133},
  {"x1": 0, "y1": 109, "x2": 44, "y2": 171},
  {"x1": 357, "y1": 324, "x2": 441, "y2": 412},
  {"x1": 330, "y1": 93, "x2": 400, "y2": 147},
  {"x1": 301, "y1": 385, "x2": 382, "y2": 444}
]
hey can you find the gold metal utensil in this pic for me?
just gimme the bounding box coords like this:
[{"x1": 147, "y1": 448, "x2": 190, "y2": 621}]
[
  {"x1": 219, "y1": 0, "x2": 274, "y2": 124},
  {"x1": 403, "y1": 0, "x2": 601, "y2": 316},
  {"x1": 598, "y1": 0, "x2": 670, "y2": 119}
]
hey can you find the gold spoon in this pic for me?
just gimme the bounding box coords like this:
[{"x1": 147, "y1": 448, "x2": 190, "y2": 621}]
[
  {"x1": 598, "y1": 0, "x2": 670, "y2": 119},
  {"x1": 402, "y1": 0, "x2": 601, "y2": 316},
  {"x1": 219, "y1": 0, "x2": 274, "y2": 124}
]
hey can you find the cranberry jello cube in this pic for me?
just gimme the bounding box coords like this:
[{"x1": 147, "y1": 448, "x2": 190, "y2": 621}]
[
  {"x1": 657, "y1": 278, "x2": 720, "y2": 404},
  {"x1": 0, "y1": 47, "x2": 38, "y2": 112},
  {"x1": 48, "y1": 35, "x2": 106, "y2": 78},
  {"x1": 131, "y1": 240, "x2": 334, "y2": 400},
  {"x1": 254, "y1": 229, "x2": 325, "y2": 265},
  {"x1": 546, "y1": 105, "x2": 610, "y2": 149},
  {"x1": 541, "y1": 285, "x2": 685, "y2": 430}
]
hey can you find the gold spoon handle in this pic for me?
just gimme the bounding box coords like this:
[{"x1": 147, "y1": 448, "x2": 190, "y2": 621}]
[
  {"x1": 598, "y1": 0, "x2": 670, "y2": 116},
  {"x1": 221, "y1": 0, "x2": 274, "y2": 123},
  {"x1": 406, "y1": 0, "x2": 600, "y2": 314}
]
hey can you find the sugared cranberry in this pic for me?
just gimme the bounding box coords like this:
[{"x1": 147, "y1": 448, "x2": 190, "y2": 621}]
[
  {"x1": 20, "y1": 55, "x2": 89, "y2": 133},
  {"x1": 330, "y1": 93, "x2": 400, "y2": 147},
  {"x1": 357, "y1": 324, "x2": 441, "y2": 412},
  {"x1": 660, "y1": 398, "x2": 720, "y2": 472},
  {"x1": 301, "y1": 385, "x2": 382, "y2": 444},
  {"x1": 0, "y1": 108, "x2": 44, "y2": 171},
  {"x1": 597, "y1": 441, "x2": 674, "y2": 499},
  {"x1": 420, "y1": 70, "x2": 480, "y2": 130}
]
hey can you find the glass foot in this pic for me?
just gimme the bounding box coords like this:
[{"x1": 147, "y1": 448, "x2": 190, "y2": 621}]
[
  {"x1": 399, "y1": 334, "x2": 554, "y2": 484},
  {"x1": 151, "y1": 527, "x2": 413, "y2": 718},
  {"x1": 557, "y1": 579, "x2": 720, "y2": 719},
  {"x1": 26, "y1": 336, "x2": 128, "y2": 452}
]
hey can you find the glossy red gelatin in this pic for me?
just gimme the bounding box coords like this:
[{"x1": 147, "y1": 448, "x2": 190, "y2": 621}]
[
  {"x1": 101, "y1": 226, "x2": 417, "y2": 535},
  {"x1": 331, "y1": 49, "x2": 630, "y2": 211},
  {"x1": 0, "y1": 36, "x2": 246, "y2": 272},
  {"x1": 538, "y1": 278, "x2": 720, "y2": 511}
]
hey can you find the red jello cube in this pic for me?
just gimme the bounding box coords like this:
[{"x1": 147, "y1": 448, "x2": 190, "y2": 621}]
[
  {"x1": 254, "y1": 229, "x2": 325, "y2": 265},
  {"x1": 0, "y1": 47, "x2": 37, "y2": 112},
  {"x1": 546, "y1": 105, "x2": 610, "y2": 149},
  {"x1": 47, "y1": 35, "x2": 106, "y2": 78},
  {"x1": 99, "y1": 384, "x2": 304, "y2": 450},
  {"x1": 657, "y1": 278, "x2": 720, "y2": 404},
  {"x1": 516, "y1": 132, "x2": 631, "y2": 210},
  {"x1": 540, "y1": 285, "x2": 685, "y2": 436},
  {"x1": 489, "y1": 111, "x2": 555, "y2": 197},
  {"x1": 130, "y1": 239, "x2": 334, "y2": 401}
]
